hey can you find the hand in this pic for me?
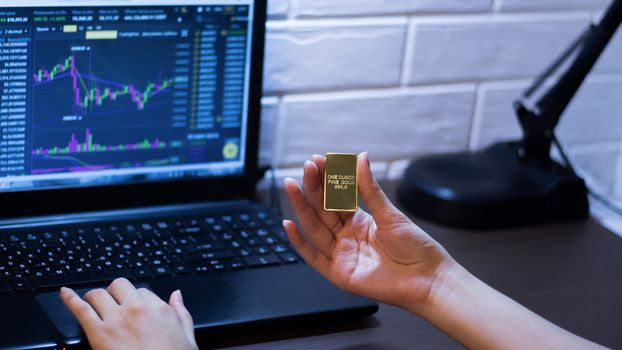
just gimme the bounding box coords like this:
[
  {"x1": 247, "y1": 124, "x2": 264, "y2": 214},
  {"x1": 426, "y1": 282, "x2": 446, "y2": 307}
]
[
  {"x1": 283, "y1": 152, "x2": 455, "y2": 314},
  {"x1": 60, "y1": 278, "x2": 198, "y2": 350}
]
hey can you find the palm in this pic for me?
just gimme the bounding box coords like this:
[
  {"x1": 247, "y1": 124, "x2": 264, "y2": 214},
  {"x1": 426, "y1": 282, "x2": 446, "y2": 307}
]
[
  {"x1": 284, "y1": 154, "x2": 450, "y2": 310},
  {"x1": 328, "y1": 210, "x2": 446, "y2": 307}
]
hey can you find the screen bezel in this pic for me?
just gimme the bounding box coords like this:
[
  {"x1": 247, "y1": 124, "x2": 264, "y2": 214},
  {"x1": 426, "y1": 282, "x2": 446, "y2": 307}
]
[{"x1": 0, "y1": 0, "x2": 266, "y2": 218}]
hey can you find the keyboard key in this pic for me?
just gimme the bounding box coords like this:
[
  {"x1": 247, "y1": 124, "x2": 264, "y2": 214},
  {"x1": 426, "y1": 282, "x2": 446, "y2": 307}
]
[
  {"x1": 183, "y1": 250, "x2": 234, "y2": 262},
  {"x1": 264, "y1": 236, "x2": 278, "y2": 245},
  {"x1": 279, "y1": 253, "x2": 299, "y2": 264},
  {"x1": 153, "y1": 266, "x2": 172, "y2": 277},
  {"x1": 211, "y1": 264, "x2": 226, "y2": 271},
  {"x1": 245, "y1": 238, "x2": 260, "y2": 246},
  {"x1": 227, "y1": 261, "x2": 244, "y2": 270},
  {"x1": 157, "y1": 222, "x2": 169, "y2": 229},
  {"x1": 271, "y1": 245, "x2": 288, "y2": 254},
  {"x1": 132, "y1": 268, "x2": 154, "y2": 279},
  {"x1": 183, "y1": 227, "x2": 202, "y2": 234},
  {"x1": 244, "y1": 254, "x2": 281, "y2": 267},
  {"x1": 254, "y1": 228, "x2": 270, "y2": 237},
  {"x1": 8, "y1": 278, "x2": 32, "y2": 292},
  {"x1": 146, "y1": 258, "x2": 164, "y2": 267},
  {"x1": 191, "y1": 263, "x2": 210, "y2": 273},
  {"x1": 126, "y1": 260, "x2": 145, "y2": 269},
  {"x1": 171, "y1": 263, "x2": 191, "y2": 275},
  {"x1": 235, "y1": 248, "x2": 251, "y2": 257},
  {"x1": 31, "y1": 270, "x2": 133, "y2": 289},
  {"x1": 254, "y1": 246, "x2": 270, "y2": 255},
  {"x1": 183, "y1": 241, "x2": 226, "y2": 253}
]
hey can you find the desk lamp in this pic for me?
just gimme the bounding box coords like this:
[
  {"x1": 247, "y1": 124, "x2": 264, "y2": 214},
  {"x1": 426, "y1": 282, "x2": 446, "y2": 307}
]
[{"x1": 397, "y1": 0, "x2": 622, "y2": 229}]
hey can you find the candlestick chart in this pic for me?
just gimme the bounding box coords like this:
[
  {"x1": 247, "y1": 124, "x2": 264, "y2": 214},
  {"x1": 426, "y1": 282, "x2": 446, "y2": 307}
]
[{"x1": 30, "y1": 38, "x2": 184, "y2": 173}]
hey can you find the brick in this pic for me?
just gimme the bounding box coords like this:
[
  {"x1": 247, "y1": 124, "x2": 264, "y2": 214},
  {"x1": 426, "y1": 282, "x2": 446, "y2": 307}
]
[
  {"x1": 472, "y1": 76, "x2": 622, "y2": 149},
  {"x1": 470, "y1": 83, "x2": 523, "y2": 149},
  {"x1": 292, "y1": 0, "x2": 492, "y2": 18},
  {"x1": 559, "y1": 76, "x2": 622, "y2": 144},
  {"x1": 276, "y1": 86, "x2": 476, "y2": 167},
  {"x1": 268, "y1": 0, "x2": 289, "y2": 18},
  {"x1": 264, "y1": 21, "x2": 407, "y2": 93},
  {"x1": 499, "y1": 0, "x2": 610, "y2": 12},
  {"x1": 259, "y1": 97, "x2": 280, "y2": 166},
  {"x1": 408, "y1": 15, "x2": 589, "y2": 84}
]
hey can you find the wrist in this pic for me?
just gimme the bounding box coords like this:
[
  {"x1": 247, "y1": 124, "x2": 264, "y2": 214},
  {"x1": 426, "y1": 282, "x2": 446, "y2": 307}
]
[{"x1": 404, "y1": 258, "x2": 474, "y2": 319}]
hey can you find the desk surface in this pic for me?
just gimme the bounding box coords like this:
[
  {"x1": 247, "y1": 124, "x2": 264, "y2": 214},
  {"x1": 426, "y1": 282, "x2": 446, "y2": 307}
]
[{"x1": 209, "y1": 181, "x2": 622, "y2": 349}]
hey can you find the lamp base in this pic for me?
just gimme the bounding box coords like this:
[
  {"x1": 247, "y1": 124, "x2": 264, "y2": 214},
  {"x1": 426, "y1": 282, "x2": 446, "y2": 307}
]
[{"x1": 397, "y1": 142, "x2": 589, "y2": 229}]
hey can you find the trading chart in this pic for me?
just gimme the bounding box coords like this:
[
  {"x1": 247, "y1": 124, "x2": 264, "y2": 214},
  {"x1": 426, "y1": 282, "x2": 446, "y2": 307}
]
[{"x1": 0, "y1": 4, "x2": 251, "y2": 189}]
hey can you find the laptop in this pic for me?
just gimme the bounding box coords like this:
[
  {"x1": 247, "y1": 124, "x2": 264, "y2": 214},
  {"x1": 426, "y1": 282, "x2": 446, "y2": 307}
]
[{"x1": 0, "y1": 1, "x2": 378, "y2": 348}]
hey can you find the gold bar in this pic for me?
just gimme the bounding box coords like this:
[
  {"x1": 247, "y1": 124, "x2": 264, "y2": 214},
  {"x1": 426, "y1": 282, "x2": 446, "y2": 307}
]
[
  {"x1": 324, "y1": 153, "x2": 358, "y2": 212},
  {"x1": 85, "y1": 30, "x2": 118, "y2": 40}
]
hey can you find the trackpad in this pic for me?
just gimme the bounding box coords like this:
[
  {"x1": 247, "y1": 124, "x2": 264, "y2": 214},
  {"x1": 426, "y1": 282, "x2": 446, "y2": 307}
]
[{"x1": 36, "y1": 284, "x2": 151, "y2": 338}]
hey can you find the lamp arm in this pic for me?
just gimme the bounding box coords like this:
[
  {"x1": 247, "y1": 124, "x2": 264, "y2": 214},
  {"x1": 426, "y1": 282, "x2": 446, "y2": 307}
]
[{"x1": 513, "y1": 0, "x2": 622, "y2": 159}]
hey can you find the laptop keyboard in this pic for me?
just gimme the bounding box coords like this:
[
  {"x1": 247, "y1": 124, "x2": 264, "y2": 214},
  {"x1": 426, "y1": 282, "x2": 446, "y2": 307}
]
[{"x1": 0, "y1": 208, "x2": 300, "y2": 293}]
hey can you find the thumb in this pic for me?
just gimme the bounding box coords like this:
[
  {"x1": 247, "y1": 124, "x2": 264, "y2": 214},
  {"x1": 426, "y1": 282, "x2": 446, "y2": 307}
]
[
  {"x1": 357, "y1": 152, "x2": 401, "y2": 223},
  {"x1": 169, "y1": 290, "x2": 197, "y2": 348}
]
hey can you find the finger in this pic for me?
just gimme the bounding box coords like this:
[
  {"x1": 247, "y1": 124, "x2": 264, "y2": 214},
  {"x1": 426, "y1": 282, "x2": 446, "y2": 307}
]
[
  {"x1": 357, "y1": 152, "x2": 398, "y2": 222},
  {"x1": 60, "y1": 287, "x2": 102, "y2": 332},
  {"x1": 311, "y1": 154, "x2": 326, "y2": 180},
  {"x1": 169, "y1": 290, "x2": 197, "y2": 347},
  {"x1": 82, "y1": 288, "x2": 119, "y2": 321},
  {"x1": 303, "y1": 159, "x2": 344, "y2": 233},
  {"x1": 283, "y1": 220, "x2": 330, "y2": 276},
  {"x1": 106, "y1": 278, "x2": 139, "y2": 305},
  {"x1": 284, "y1": 177, "x2": 335, "y2": 256},
  {"x1": 136, "y1": 287, "x2": 167, "y2": 306}
]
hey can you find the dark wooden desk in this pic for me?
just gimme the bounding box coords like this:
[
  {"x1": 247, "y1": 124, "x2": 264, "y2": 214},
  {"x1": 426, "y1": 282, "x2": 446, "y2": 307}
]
[{"x1": 208, "y1": 181, "x2": 622, "y2": 349}]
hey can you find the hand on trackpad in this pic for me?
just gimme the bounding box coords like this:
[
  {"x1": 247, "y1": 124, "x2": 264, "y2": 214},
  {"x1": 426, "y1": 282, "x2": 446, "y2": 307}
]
[{"x1": 35, "y1": 284, "x2": 152, "y2": 339}]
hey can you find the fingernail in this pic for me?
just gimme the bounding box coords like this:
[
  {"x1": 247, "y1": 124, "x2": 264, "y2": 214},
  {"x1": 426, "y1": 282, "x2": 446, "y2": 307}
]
[
  {"x1": 176, "y1": 290, "x2": 183, "y2": 303},
  {"x1": 60, "y1": 287, "x2": 74, "y2": 296},
  {"x1": 282, "y1": 219, "x2": 290, "y2": 227}
]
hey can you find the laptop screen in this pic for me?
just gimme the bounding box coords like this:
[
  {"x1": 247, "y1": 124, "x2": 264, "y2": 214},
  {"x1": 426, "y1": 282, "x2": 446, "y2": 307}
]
[{"x1": 0, "y1": 0, "x2": 254, "y2": 193}]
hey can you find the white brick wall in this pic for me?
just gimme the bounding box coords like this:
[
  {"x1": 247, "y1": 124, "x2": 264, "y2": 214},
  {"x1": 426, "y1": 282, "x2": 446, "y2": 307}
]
[
  {"x1": 499, "y1": 0, "x2": 610, "y2": 12},
  {"x1": 276, "y1": 86, "x2": 476, "y2": 165},
  {"x1": 261, "y1": 0, "x2": 622, "y2": 202},
  {"x1": 407, "y1": 15, "x2": 588, "y2": 84},
  {"x1": 264, "y1": 20, "x2": 407, "y2": 93},
  {"x1": 291, "y1": 0, "x2": 493, "y2": 18}
]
